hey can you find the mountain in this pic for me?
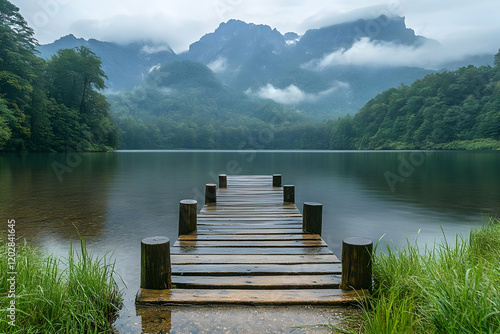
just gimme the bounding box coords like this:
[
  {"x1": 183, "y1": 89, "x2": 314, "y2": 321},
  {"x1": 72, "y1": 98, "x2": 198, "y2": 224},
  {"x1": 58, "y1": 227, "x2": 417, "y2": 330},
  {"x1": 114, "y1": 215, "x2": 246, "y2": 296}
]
[
  {"x1": 38, "y1": 16, "x2": 494, "y2": 119},
  {"x1": 109, "y1": 61, "x2": 331, "y2": 149},
  {"x1": 288, "y1": 16, "x2": 429, "y2": 61},
  {"x1": 38, "y1": 34, "x2": 176, "y2": 91},
  {"x1": 173, "y1": 16, "x2": 440, "y2": 118},
  {"x1": 185, "y1": 20, "x2": 287, "y2": 64},
  {"x1": 183, "y1": 16, "x2": 429, "y2": 69}
]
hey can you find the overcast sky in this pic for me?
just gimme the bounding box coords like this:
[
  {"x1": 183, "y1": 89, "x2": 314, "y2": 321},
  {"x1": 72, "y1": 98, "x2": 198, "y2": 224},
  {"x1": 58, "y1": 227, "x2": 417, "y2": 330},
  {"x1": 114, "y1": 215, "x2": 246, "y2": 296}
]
[{"x1": 11, "y1": 0, "x2": 500, "y2": 58}]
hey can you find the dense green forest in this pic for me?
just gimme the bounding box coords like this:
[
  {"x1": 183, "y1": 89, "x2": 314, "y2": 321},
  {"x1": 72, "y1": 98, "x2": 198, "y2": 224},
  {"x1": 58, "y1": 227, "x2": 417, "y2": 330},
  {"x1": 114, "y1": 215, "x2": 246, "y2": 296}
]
[
  {"x1": 0, "y1": 0, "x2": 119, "y2": 152},
  {"x1": 109, "y1": 60, "x2": 331, "y2": 149},
  {"x1": 112, "y1": 54, "x2": 500, "y2": 151},
  {"x1": 329, "y1": 50, "x2": 500, "y2": 150}
]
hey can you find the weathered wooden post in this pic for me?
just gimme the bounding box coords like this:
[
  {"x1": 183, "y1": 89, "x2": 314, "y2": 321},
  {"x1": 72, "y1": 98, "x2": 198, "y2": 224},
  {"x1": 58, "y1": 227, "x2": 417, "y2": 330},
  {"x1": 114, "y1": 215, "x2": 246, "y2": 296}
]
[
  {"x1": 205, "y1": 184, "x2": 217, "y2": 204},
  {"x1": 141, "y1": 236, "x2": 171, "y2": 290},
  {"x1": 219, "y1": 174, "x2": 227, "y2": 188},
  {"x1": 341, "y1": 237, "x2": 373, "y2": 290},
  {"x1": 178, "y1": 199, "x2": 197, "y2": 236},
  {"x1": 303, "y1": 202, "x2": 322, "y2": 235},
  {"x1": 283, "y1": 185, "x2": 295, "y2": 203},
  {"x1": 273, "y1": 174, "x2": 282, "y2": 187}
]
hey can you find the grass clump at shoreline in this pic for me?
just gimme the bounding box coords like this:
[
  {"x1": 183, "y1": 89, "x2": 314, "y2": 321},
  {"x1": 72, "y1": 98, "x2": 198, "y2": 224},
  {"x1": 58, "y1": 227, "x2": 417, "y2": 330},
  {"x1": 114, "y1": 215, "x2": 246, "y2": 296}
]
[
  {"x1": 0, "y1": 237, "x2": 123, "y2": 333},
  {"x1": 360, "y1": 219, "x2": 500, "y2": 333}
]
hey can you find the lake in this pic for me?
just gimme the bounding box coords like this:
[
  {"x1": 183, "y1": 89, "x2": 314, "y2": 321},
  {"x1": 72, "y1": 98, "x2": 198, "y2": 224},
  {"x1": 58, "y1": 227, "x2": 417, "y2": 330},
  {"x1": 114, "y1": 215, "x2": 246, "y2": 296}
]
[{"x1": 2, "y1": 150, "x2": 500, "y2": 332}]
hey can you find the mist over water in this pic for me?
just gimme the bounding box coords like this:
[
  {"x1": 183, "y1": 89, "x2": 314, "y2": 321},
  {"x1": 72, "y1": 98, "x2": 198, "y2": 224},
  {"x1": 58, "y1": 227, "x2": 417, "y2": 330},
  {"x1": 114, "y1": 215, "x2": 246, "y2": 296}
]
[{"x1": 2, "y1": 150, "x2": 499, "y2": 331}]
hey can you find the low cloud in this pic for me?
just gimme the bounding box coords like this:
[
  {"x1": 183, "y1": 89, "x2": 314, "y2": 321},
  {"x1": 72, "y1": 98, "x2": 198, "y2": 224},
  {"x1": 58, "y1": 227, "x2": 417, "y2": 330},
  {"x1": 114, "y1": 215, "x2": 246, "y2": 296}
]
[
  {"x1": 69, "y1": 14, "x2": 207, "y2": 52},
  {"x1": 154, "y1": 87, "x2": 175, "y2": 95},
  {"x1": 247, "y1": 82, "x2": 349, "y2": 105},
  {"x1": 303, "y1": 36, "x2": 497, "y2": 71},
  {"x1": 148, "y1": 64, "x2": 161, "y2": 73},
  {"x1": 207, "y1": 57, "x2": 229, "y2": 73},
  {"x1": 299, "y1": 5, "x2": 402, "y2": 32},
  {"x1": 141, "y1": 44, "x2": 173, "y2": 54},
  {"x1": 303, "y1": 38, "x2": 435, "y2": 70}
]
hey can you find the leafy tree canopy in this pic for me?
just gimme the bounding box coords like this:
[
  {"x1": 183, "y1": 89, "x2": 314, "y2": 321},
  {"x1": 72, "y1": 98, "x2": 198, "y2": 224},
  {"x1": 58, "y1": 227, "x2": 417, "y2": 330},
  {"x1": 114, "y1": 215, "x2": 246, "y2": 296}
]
[
  {"x1": 330, "y1": 49, "x2": 500, "y2": 150},
  {"x1": 0, "y1": 0, "x2": 119, "y2": 152}
]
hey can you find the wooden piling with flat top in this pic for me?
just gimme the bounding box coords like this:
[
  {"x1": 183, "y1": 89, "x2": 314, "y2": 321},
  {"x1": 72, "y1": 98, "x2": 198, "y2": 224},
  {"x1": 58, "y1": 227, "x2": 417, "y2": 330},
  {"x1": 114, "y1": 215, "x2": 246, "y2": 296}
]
[
  {"x1": 219, "y1": 174, "x2": 227, "y2": 188},
  {"x1": 141, "y1": 236, "x2": 171, "y2": 289},
  {"x1": 284, "y1": 185, "x2": 295, "y2": 203},
  {"x1": 205, "y1": 184, "x2": 217, "y2": 204},
  {"x1": 178, "y1": 199, "x2": 197, "y2": 236},
  {"x1": 341, "y1": 237, "x2": 373, "y2": 290},
  {"x1": 273, "y1": 174, "x2": 282, "y2": 187},
  {"x1": 303, "y1": 202, "x2": 322, "y2": 235}
]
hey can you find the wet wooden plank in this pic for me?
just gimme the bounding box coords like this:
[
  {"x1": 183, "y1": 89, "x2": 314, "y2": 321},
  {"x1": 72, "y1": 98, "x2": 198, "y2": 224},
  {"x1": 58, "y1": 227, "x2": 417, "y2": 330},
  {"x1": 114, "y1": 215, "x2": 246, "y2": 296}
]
[
  {"x1": 197, "y1": 217, "x2": 302, "y2": 221},
  {"x1": 174, "y1": 240, "x2": 328, "y2": 247},
  {"x1": 196, "y1": 221, "x2": 302, "y2": 227},
  {"x1": 196, "y1": 224, "x2": 302, "y2": 230},
  {"x1": 194, "y1": 228, "x2": 304, "y2": 235},
  {"x1": 172, "y1": 275, "x2": 342, "y2": 289},
  {"x1": 172, "y1": 263, "x2": 341, "y2": 275},
  {"x1": 178, "y1": 234, "x2": 321, "y2": 241},
  {"x1": 200, "y1": 209, "x2": 300, "y2": 214},
  {"x1": 197, "y1": 215, "x2": 303, "y2": 219},
  {"x1": 136, "y1": 288, "x2": 365, "y2": 305},
  {"x1": 206, "y1": 203, "x2": 297, "y2": 207},
  {"x1": 170, "y1": 247, "x2": 333, "y2": 255},
  {"x1": 171, "y1": 254, "x2": 340, "y2": 264}
]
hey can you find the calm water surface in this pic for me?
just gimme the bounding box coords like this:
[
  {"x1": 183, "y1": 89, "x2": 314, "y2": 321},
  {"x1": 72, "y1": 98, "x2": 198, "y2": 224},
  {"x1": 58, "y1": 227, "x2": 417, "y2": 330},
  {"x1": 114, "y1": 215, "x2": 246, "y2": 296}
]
[{"x1": 2, "y1": 150, "x2": 500, "y2": 332}]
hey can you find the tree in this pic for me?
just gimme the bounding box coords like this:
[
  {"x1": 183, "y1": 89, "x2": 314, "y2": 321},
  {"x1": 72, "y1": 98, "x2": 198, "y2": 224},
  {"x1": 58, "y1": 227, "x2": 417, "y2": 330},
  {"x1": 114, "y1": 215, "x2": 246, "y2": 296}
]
[
  {"x1": 47, "y1": 47, "x2": 107, "y2": 111},
  {"x1": 0, "y1": 98, "x2": 13, "y2": 149},
  {"x1": 47, "y1": 47, "x2": 119, "y2": 150},
  {"x1": 0, "y1": 1, "x2": 42, "y2": 150},
  {"x1": 0, "y1": 0, "x2": 37, "y2": 51},
  {"x1": 0, "y1": 0, "x2": 120, "y2": 152},
  {"x1": 330, "y1": 115, "x2": 354, "y2": 149}
]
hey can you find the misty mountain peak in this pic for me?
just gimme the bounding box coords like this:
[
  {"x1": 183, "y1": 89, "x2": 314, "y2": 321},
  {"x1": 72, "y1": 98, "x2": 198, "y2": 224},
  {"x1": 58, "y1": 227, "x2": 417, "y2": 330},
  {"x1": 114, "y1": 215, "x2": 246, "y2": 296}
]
[
  {"x1": 296, "y1": 15, "x2": 431, "y2": 59},
  {"x1": 185, "y1": 19, "x2": 287, "y2": 64},
  {"x1": 284, "y1": 32, "x2": 301, "y2": 45},
  {"x1": 57, "y1": 34, "x2": 80, "y2": 42}
]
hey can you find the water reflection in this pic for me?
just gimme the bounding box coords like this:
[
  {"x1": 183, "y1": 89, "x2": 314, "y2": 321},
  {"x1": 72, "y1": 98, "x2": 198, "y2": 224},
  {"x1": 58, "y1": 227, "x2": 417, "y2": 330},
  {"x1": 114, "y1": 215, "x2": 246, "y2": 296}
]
[
  {"x1": 135, "y1": 305, "x2": 359, "y2": 333},
  {"x1": 0, "y1": 152, "x2": 119, "y2": 240},
  {"x1": 1, "y1": 150, "x2": 500, "y2": 332}
]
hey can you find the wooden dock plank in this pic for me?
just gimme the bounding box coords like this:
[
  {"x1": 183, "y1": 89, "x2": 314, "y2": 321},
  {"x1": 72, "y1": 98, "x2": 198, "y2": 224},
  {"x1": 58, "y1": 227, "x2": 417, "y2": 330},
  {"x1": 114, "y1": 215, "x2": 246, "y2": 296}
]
[
  {"x1": 170, "y1": 247, "x2": 333, "y2": 255},
  {"x1": 178, "y1": 234, "x2": 322, "y2": 241},
  {"x1": 171, "y1": 254, "x2": 340, "y2": 264},
  {"x1": 172, "y1": 275, "x2": 342, "y2": 289},
  {"x1": 173, "y1": 240, "x2": 328, "y2": 247},
  {"x1": 194, "y1": 229, "x2": 304, "y2": 235},
  {"x1": 137, "y1": 288, "x2": 364, "y2": 305},
  {"x1": 195, "y1": 223, "x2": 303, "y2": 228},
  {"x1": 172, "y1": 263, "x2": 341, "y2": 275},
  {"x1": 196, "y1": 224, "x2": 304, "y2": 234}
]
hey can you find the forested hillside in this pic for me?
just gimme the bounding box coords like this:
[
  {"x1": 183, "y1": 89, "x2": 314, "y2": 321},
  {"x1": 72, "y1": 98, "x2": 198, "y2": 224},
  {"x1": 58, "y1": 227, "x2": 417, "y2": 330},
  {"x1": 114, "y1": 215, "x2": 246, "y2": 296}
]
[
  {"x1": 330, "y1": 50, "x2": 500, "y2": 150},
  {"x1": 0, "y1": 0, "x2": 119, "y2": 152},
  {"x1": 109, "y1": 61, "x2": 331, "y2": 149}
]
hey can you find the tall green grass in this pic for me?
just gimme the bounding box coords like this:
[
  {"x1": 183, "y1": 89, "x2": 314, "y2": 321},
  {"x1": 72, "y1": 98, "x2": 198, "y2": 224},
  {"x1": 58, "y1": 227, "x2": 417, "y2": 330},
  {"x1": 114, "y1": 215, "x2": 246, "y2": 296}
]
[
  {"x1": 360, "y1": 219, "x2": 500, "y2": 333},
  {"x1": 0, "y1": 238, "x2": 123, "y2": 333}
]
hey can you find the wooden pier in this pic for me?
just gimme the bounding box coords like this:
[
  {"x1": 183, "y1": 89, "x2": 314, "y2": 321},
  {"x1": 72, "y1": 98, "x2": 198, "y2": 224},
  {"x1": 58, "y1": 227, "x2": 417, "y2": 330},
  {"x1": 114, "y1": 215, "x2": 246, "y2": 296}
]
[{"x1": 136, "y1": 175, "x2": 371, "y2": 305}]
